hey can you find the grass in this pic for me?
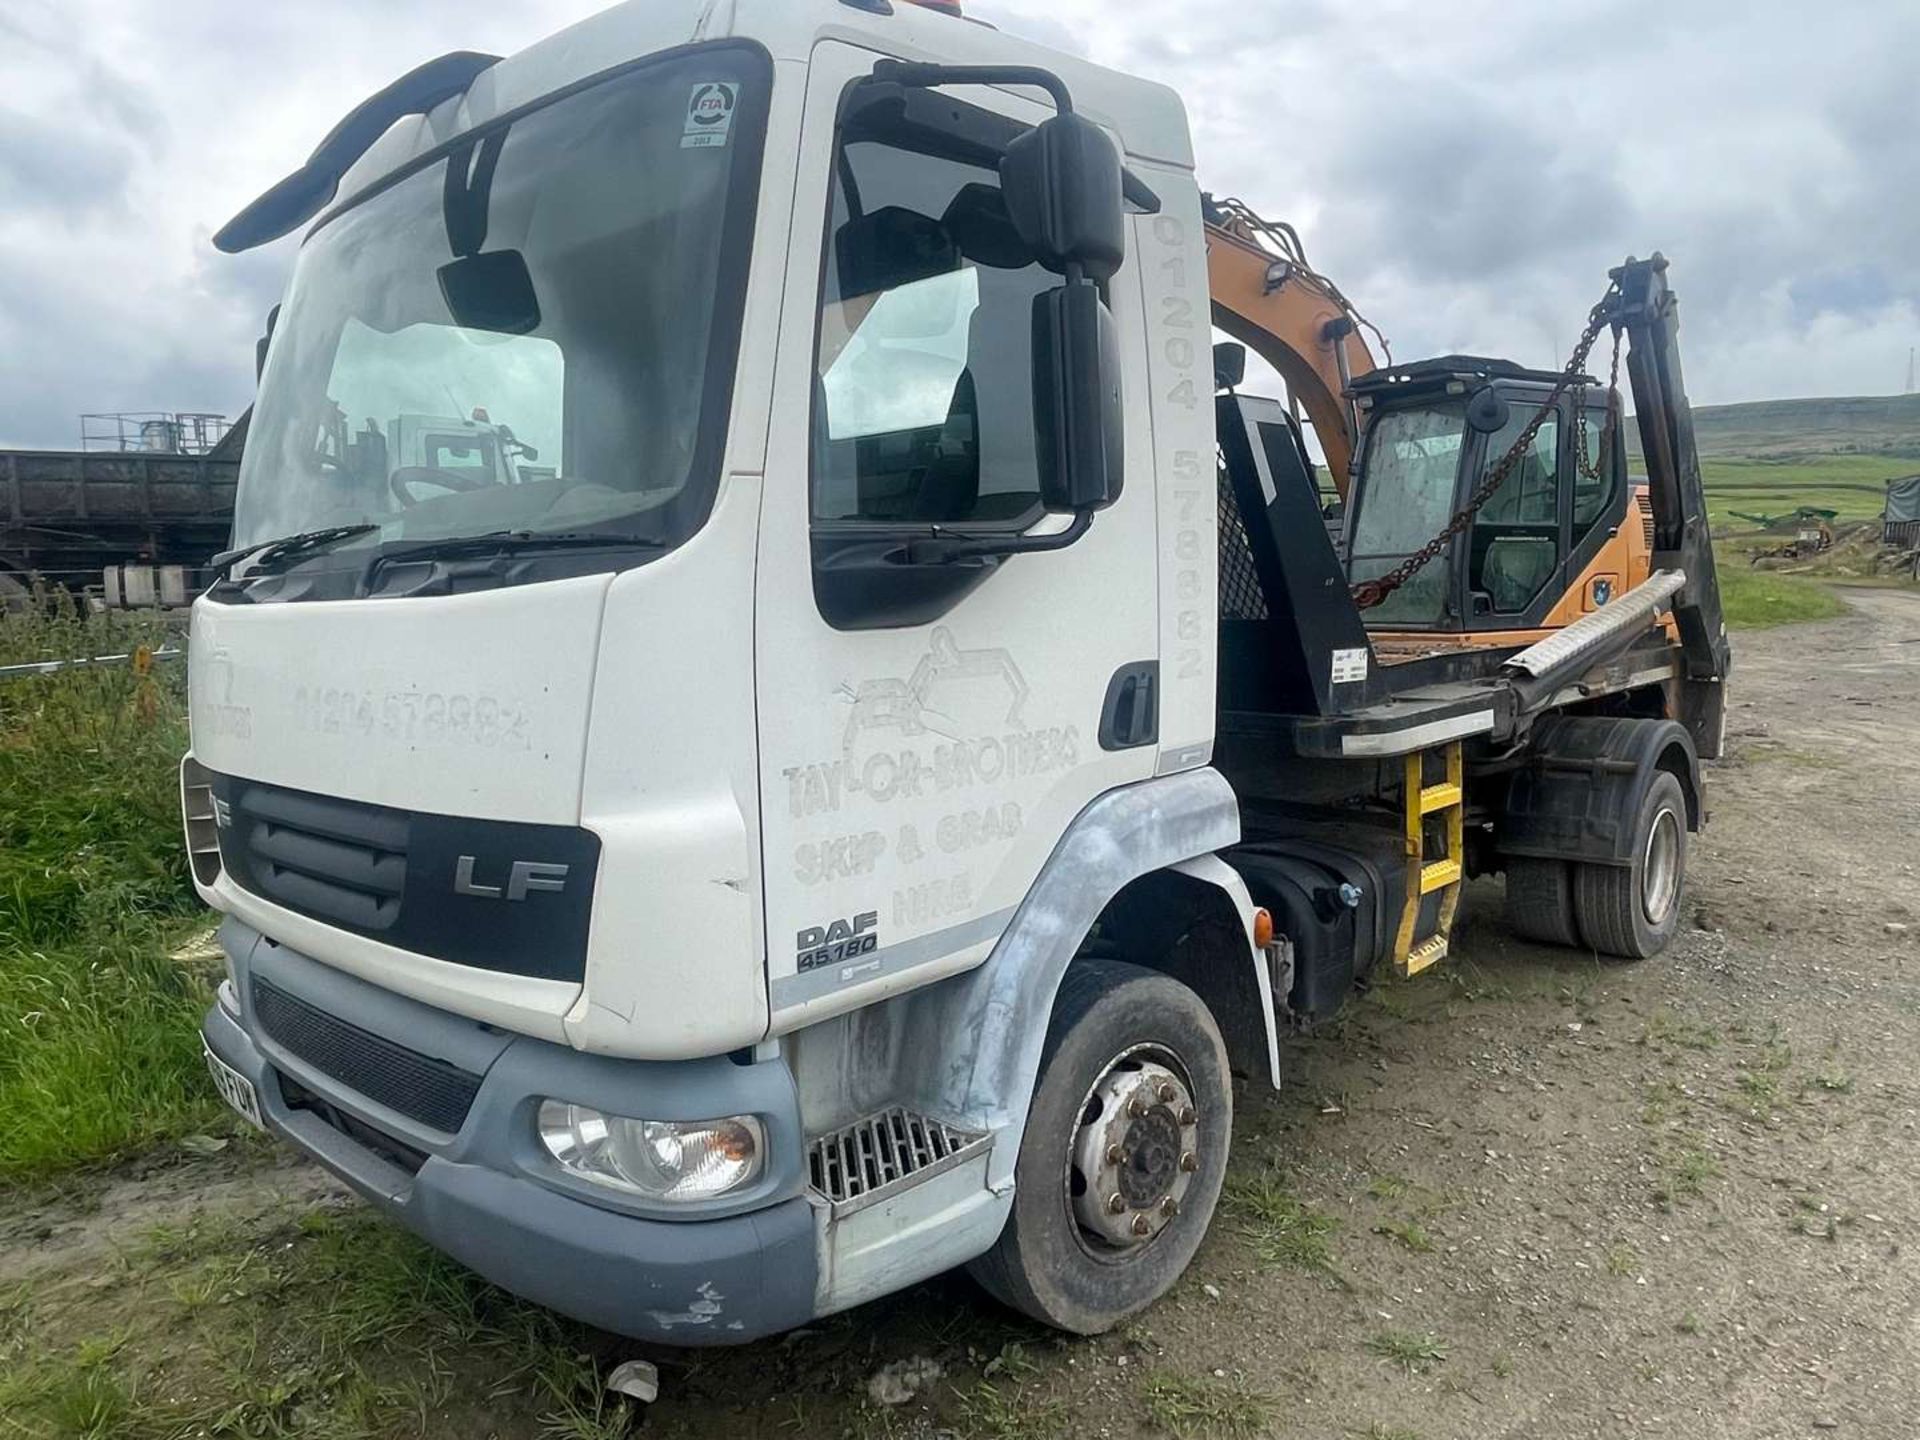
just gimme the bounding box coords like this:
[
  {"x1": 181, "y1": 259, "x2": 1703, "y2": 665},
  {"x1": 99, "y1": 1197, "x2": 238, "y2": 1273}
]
[
  {"x1": 0, "y1": 1204, "x2": 630, "y2": 1440},
  {"x1": 1715, "y1": 564, "x2": 1851, "y2": 630},
  {"x1": 1701, "y1": 454, "x2": 1907, "y2": 527},
  {"x1": 1364, "y1": 1331, "x2": 1447, "y2": 1375},
  {"x1": 1220, "y1": 1172, "x2": 1342, "y2": 1278},
  {"x1": 1138, "y1": 1371, "x2": 1273, "y2": 1439},
  {"x1": 1373, "y1": 1219, "x2": 1434, "y2": 1254},
  {"x1": 0, "y1": 602, "x2": 223, "y2": 1181}
]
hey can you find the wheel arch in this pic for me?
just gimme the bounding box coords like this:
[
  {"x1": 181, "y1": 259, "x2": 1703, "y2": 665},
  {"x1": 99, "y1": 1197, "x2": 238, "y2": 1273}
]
[
  {"x1": 899, "y1": 768, "x2": 1242, "y2": 1190},
  {"x1": 1079, "y1": 856, "x2": 1282, "y2": 1092},
  {"x1": 1500, "y1": 714, "x2": 1702, "y2": 867}
]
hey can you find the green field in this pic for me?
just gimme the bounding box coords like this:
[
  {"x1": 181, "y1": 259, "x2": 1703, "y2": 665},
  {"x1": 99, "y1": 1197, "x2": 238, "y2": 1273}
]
[{"x1": 1702, "y1": 454, "x2": 1906, "y2": 529}]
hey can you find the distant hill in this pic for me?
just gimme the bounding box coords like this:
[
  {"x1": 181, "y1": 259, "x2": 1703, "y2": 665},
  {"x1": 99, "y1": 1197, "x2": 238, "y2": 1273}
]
[{"x1": 1628, "y1": 393, "x2": 1920, "y2": 461}]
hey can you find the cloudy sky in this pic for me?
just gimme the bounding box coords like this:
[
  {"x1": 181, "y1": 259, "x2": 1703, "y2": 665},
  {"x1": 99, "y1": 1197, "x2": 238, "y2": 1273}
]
[{"x1": 0, "y1": 0, "x2": 1911, "y2": 448}]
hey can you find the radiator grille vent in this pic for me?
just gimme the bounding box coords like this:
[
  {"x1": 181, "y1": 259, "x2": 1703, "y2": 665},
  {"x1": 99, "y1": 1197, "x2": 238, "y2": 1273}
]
[
  {"x1": 252, "y1": 976, "x2": 480, "y2": 1135},
  {"x1": 807, "y1": 1108, "x2": 988, "y2": 1216},
  {"x1": 1639, "y1": 491, "x2": 1656, "y2": 551}
]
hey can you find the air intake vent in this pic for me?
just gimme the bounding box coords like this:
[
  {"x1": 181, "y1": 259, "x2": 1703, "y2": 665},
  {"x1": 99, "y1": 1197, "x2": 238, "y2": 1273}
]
[
  {"x1": 252, "y1": 976, "x2": 481, "y2": 1135},
  {"x1": 807, "y1": 1108, "x2": 988, "y2": 1217},
  {"x1": 1639, "y1": 490, "x2": 1656, "y2": 551}
]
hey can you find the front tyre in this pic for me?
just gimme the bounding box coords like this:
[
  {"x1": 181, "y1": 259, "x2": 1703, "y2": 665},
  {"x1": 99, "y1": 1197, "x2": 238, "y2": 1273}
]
[{"x1": 968, "y1": 959, "x2": 1231, "y2": 1334}]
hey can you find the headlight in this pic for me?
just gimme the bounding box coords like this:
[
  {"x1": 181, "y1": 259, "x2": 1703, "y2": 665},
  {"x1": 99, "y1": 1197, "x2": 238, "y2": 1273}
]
[{"x1": 536, "y1": 1100, "x2": 764, "y2": 1202}]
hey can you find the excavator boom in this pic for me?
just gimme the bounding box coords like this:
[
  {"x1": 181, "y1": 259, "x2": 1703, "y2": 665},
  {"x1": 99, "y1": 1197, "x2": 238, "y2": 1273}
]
[{"x1": 1204, "y1": 207, "x2": 1375, "y2": 497}]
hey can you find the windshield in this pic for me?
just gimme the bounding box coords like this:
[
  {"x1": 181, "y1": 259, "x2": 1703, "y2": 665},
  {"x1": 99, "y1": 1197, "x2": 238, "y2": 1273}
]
[
  {"x1": 233, "y1": 45, "x2": 768, "y2": 563},
  {"x1": 1346, "y1": 402, "x2": 1466, "y2": 626}
]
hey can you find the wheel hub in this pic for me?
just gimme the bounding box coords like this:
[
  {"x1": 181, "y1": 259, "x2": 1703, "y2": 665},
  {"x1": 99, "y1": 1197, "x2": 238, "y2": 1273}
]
[
  {"x1": 1643, "y1": 805, "x2": 1681, "y2": 925},
  {"x1": 1070, "y1": 1059, "x2": 1199, "y2": 1248}
]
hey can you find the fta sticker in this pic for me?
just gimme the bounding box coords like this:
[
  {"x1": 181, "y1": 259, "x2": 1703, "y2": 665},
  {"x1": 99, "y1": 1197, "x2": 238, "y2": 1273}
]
[{"x1": 683, "y1": 82, "x2": 739, "y2": 148}]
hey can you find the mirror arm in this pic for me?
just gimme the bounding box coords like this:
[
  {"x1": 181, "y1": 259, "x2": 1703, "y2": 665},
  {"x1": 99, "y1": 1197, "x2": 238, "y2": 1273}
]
[{"x1": 903, "y1": 510, "x2": 1092, "y2": 564}]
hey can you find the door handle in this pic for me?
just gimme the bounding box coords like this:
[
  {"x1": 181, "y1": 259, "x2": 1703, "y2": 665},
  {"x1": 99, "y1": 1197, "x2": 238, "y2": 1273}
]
[{"x1": 1099, "y1": 661, "x2": 1159, "y2": 751}]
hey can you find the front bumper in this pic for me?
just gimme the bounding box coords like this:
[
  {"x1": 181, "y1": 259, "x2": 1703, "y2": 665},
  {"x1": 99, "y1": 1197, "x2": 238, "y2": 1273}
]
[{"x1": 201, "y1": 919, "x2": 818, "y2": 1344}]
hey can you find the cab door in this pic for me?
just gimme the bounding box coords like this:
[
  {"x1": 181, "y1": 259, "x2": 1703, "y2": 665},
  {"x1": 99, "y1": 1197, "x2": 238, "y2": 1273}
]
[{"x1": 753, "y1": 43, "x2": 1160, "y2": 1034}]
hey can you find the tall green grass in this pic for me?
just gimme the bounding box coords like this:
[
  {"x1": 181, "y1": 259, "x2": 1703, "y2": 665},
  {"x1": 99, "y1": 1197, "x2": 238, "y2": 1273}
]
[
  {"x1": 1716, "y1": 565, "x2": 1851, "y2": 630},
  {"x1": 0, "y1": 599, "x2": 221, "y2": 1179}
]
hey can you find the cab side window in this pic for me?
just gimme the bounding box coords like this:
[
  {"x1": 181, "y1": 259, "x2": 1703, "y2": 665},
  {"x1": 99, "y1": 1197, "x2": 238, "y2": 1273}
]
[{"x1": 813, "y1": 119, "x2": 1055, "y2": 528}]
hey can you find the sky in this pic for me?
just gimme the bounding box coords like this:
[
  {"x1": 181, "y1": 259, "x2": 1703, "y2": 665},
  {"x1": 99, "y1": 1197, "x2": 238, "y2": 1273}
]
[{"x1": 0, "y1": 0, "x2": 1912, "y2": 448}]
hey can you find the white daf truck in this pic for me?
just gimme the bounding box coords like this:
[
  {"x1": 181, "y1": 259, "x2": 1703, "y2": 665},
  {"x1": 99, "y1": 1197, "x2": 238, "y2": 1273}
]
[{"x1": 188, "y1": 0, "x2": 1725, "y2": 1342}]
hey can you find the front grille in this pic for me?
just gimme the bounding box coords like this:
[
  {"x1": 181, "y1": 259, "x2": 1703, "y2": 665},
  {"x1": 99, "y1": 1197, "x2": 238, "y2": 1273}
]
[
  {"x1": 252, "y1": 976, "x2": 481, "y2": 1135},
  {"x1": 807, "y1": 1108, "x2": 988, "y2": 1217},
  {"x1": 238, "y1": 785, "x2": 408, "y2": 931},
  {"x1": 207, "y1": 771, "x2": 600, "y2": 983}
]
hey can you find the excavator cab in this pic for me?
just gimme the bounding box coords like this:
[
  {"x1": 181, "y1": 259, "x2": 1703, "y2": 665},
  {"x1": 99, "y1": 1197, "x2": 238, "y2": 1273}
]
[{"x1": 1339, "y1": 357, "x2": 1640, "y2": 642}]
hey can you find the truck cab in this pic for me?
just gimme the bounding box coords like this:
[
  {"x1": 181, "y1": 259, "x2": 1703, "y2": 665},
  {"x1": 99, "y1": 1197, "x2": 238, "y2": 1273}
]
[{"x1": 191, "y1": 0, "x2": 1239, "y2": 1343}]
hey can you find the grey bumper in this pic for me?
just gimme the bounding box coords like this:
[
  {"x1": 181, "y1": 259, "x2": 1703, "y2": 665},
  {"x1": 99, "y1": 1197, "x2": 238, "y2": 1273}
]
[{"x1": 201, "y1": 921, "x2": 818, "y2": 1345}]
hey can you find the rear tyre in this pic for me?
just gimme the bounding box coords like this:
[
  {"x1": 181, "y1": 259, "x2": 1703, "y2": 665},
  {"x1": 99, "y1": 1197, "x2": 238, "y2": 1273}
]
[
  {"x1": 968, "y1": 959, "x2": 1231, "y2": 1335},
  {"x1": 1573, "y1": 770, "x2": 1688, "y2": 960},
  {"x1": 1504, "y1": 857, "x2": 1580, "y2": 947}
]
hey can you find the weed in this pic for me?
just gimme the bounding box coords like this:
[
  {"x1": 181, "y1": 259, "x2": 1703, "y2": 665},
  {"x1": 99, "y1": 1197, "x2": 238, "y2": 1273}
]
[
  {"x1": 1138, "y1": 1371, "x2": 1273, "y2": 1439},
  {"x1": 1813, "y1": 1068, "x2": 1854, "y2": 1093},
  {"x1": 1655, "y1": 1147, "x2": 1720, "y2": 1206},
  {"x1": 1365, "y1": 1331, "x2": 1447, "y2": 1375},
  {"x1": 0, "y1": 604, "x2": 219, "y2": 1181},
  {"x1": 1221, "y1": 1173, "x2": 1342, "y2": 1279},
  {"x1": 1677, "y1": 1311, "x2": 1703, "y2": 1335},
  {"x1": 1373, "y1": 1219, "x2": 1434, "y2": 1254},
  {"x1": 955, "y1": 1377, "x2": 1070, "y2": 1440},
  {"x1": 1365, "y1": 1173, "x2": 1411, "y2": 1201},
  {"x1": 1488, "y1": 1353, "x2": 1514, "y2": 1379},
  {"x1": 1639, "y1": 1010, "x2": 1719, "y2": 1051},
  {"x1": 1604, "y1": 1245, "x2": 1636, "y2": 1277}
]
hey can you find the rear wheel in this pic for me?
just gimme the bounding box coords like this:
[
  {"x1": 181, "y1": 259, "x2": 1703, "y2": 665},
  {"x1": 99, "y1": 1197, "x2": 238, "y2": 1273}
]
[
  {"x1": 968, "y1": 959, "x2": 1231, "y2": 1334},
  {"x1": 1574, "y1": 770, "x2": 1688, "y2": 960},
  {"x1": 1504, "y1": 857, "x2": 1580, "y2": 947}
]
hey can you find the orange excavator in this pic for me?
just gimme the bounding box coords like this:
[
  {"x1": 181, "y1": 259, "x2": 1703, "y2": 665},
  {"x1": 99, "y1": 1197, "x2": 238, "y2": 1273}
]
[{"x1": 1200, "y1": 195, "x2": 1722, "y2": 677}]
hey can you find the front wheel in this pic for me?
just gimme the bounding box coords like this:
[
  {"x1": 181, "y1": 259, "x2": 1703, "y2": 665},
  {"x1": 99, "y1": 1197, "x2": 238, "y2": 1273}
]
[{"x1": 968, "y1": 959, "x2": 1231, "y2": 1334}]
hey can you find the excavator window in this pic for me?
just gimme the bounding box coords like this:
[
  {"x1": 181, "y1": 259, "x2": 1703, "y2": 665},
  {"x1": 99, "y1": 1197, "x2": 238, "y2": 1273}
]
[
  {"x1": 1571, "y1": 404, "x2": 1617, "y2": 540},
  {"x1": 1344, "y1": 403, "x2": 1467, "y2": 626},
  {"x1": 1468, "y1": 411, "x2": 1561, "y2": 615}
]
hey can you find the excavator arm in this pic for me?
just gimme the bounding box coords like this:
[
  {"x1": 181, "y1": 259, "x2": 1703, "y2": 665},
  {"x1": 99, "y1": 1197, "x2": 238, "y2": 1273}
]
[{"x1": 1204, "y1": 201, "x2": 1378, "y2": 498}]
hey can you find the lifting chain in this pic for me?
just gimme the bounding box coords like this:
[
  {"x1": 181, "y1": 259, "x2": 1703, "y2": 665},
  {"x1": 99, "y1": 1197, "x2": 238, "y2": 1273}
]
[{"x1": 1351, "y1": 282, "x2": 1623, "y2": 611}]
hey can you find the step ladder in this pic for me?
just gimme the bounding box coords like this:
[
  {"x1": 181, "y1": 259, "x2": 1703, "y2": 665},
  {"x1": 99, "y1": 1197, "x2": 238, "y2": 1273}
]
[{"x1": 1393, "y1": 740, "x2": 1464, "y2": 978}]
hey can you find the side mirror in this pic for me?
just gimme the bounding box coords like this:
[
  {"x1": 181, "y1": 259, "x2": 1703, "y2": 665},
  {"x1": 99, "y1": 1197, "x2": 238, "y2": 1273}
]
[
  {"x1": 1214, "y1": 341, "x2": 1247, "y2": 392},
  {"x1": 1005, "y1": 110, "x2": 1127, "y2": 513},
  {"x1": 999, "y1": 112, "x2": 1124, "y2": 281},
  {"x1": 1033, "y1": 281, "x2": 1122, "y2": 512},
  {"x1": 1465, "y1": 384, "x2": 1511, "y2": 434}
]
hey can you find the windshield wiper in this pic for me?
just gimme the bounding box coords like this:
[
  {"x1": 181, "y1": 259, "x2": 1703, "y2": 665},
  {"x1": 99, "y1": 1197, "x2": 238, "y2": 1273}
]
[
  {"x1": 210, "y1": 523, "x2": 381, "y2": 580},
  {"x1": 360, "y1": 529, "x2": 666, "y2": 589}
]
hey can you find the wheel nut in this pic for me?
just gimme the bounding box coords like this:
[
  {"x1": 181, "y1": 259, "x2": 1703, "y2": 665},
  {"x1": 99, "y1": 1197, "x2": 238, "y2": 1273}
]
[
  {"x1": 1180, "y1": 1151, "x2": 1199, "y2": 1173},
  {"x1": 1131, "y1": 1214, "x2": 1152, "y2": 1237},
  {"x1": 1106, "y1": 1192, "x2": 1126, "y2": 1215},
  {"x1": 1128, "y1": 1095, "x2": 1148, "y2": 1118},
  {"x1": 1179, "y1": 1105, "x2": 1198, "y2": 1126},
  {"x1": 1105, "y1": 1143, "x2": 1125, "y2": 1166},
  {"x1": 1161, "y1": 1196, "x2": 1179, "y2": 1218},
  {"x1": 1157, "y1": 1081, "x2": 1177, "y2": 1103}
]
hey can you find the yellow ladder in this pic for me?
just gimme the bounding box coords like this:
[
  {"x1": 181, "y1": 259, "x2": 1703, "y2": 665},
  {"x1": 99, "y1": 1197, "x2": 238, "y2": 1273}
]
[{"x1": 1393, "y1": 741, "x2": 1464, "y2": 978}]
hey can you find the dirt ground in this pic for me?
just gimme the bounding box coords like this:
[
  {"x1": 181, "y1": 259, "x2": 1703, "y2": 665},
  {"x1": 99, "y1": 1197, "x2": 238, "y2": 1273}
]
[{"x1": 7, "y1": 589, "x2": 1920, "y2": 1440}]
